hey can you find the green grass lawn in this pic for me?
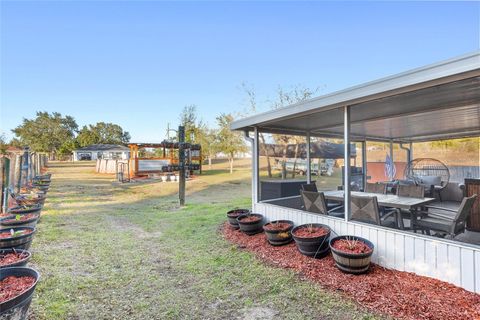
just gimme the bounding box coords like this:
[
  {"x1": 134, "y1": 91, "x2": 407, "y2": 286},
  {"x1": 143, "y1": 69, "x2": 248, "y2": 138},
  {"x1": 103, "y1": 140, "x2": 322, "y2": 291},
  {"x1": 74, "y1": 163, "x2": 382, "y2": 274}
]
[{"x1": 30, "y1": 161, "x2": 382, "y2": 319}]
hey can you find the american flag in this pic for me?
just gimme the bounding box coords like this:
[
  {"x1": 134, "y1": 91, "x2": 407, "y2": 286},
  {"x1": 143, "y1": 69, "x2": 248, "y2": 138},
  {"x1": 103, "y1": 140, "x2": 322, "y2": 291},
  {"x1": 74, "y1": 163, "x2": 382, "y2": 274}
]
[{"x1": 384, "y1": 153, "x2": 396, "y2": 180}]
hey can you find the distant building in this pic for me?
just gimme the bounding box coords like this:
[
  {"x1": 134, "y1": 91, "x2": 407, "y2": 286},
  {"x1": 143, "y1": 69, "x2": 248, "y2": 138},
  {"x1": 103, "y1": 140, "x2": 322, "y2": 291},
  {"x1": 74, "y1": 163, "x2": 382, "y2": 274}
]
[{"x1": 73, "y1": 144, "x2": 129, "y2": 161}]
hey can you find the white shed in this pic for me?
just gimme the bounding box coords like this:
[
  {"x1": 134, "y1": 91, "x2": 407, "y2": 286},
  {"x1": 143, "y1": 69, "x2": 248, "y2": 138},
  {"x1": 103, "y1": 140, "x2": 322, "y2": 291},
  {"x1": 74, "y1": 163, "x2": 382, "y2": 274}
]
[{"x1": 73, "y1": 144, "x2": 130, "y2": 161}]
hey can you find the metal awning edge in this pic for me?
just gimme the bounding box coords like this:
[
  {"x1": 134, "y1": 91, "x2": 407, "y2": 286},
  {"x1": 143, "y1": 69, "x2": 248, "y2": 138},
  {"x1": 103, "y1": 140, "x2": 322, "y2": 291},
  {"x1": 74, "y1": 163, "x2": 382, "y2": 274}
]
[{"x1": 231, "y1": 51, "x2": 480, "y2": 131}]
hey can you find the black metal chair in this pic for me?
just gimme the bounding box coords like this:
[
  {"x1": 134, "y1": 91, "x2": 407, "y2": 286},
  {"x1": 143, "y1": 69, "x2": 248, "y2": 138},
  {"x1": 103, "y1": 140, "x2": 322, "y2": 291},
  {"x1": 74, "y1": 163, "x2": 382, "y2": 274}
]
[
  {"x1": 350, "y1": 195, "x2": 402, "y2": 229},
  {"x1": 300, "y1": 190, "x2": 344, "y2": 218},
  {"x1": 411, "y1": 194, "x2": 477, "y2": 239}
]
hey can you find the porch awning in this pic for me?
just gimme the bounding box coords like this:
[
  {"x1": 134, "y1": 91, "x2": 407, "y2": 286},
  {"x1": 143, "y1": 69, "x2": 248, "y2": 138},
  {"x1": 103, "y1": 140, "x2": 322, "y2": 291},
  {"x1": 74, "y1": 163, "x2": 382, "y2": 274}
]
[{"x1": 231, "y1": 52, "x2": 480, "y2": 142}]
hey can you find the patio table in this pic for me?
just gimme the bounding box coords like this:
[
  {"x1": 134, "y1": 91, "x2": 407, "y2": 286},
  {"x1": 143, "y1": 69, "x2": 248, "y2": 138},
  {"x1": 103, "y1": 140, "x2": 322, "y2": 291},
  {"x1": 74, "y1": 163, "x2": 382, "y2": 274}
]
[{"x1": 323, "y1": 190, "x2": 435, "y2": 229}]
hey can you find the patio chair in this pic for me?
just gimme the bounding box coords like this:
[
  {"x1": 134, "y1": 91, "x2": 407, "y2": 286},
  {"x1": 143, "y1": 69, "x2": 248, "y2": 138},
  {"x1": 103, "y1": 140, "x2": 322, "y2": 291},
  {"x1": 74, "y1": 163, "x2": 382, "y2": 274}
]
[
  {"x1": 301, "y1": 183, "x2": 340, "y2": 209},
  {"x1": 396, "y1": 184, "x2": 425, "y2": 198},
  {"x1": 350, "y1": 195, "x2": 402, "y2": 229},
  {"x1": 365, "y1": 182, "x2": 387, "y2": 194},
  {"x1": 301, "y1": 183, "x2": 318, "y2": 192},
  {"x1": 300, "y1": 190, "x2": 344, "y2": 218},
  {"x1": 411, "y1": 194, "x2": 477, "y2": 239}
]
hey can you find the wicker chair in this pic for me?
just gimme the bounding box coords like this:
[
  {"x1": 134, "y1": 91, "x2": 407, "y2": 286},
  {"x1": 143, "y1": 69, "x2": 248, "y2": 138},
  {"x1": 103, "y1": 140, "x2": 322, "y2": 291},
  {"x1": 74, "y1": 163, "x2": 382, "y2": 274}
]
[
  {"x1": 350, "y1": 195, "x2": 402, "y2": 229},
  {"x1": 300, "y1": 190, "x2": 344, "y2": 218},
  {"x1": 365, "y1": 182, "x2": 387, "y2": 194},
  {"x1": 411, "y1": 194, "x2": 477, "y2": 239}
]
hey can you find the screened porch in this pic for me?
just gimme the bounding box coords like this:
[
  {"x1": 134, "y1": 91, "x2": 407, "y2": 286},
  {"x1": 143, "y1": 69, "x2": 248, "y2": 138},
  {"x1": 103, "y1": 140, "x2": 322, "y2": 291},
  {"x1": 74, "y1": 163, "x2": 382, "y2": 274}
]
[{"x1": 231, "y1": 52, "x2": 480, "y2": 293}]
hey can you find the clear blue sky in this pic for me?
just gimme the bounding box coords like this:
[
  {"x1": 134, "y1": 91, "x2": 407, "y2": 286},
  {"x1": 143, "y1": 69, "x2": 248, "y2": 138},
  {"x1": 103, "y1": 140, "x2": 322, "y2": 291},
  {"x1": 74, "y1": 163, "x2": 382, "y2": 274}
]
[{"x1": 1, "y1": 1, "x2": 479, "y2": 142}]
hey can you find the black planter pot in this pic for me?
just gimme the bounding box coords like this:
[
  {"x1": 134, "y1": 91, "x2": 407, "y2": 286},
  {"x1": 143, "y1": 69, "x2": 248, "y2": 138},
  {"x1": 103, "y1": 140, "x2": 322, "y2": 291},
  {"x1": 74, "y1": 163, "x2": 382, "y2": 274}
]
[
  {"x1": 0, "y1": 249, "x2": 32, "y2": 268},
  {"x1": 7, "y1": 205, "x2": 42, "y2": 215},
  {"x1": 236, "y1": 214, "x2": 264, "y2": 235},
  {"x1": 0, "y1": 213, "x2": 40, "y2": 229},
  {"x1": 0, "y1": 227, "x2": 36, "y2": 250},
  {"x1": 0, "y1": 267, "x2": 40, "y2": 320},
  {"x1": 329, "y1": 236, "x2": 374, "y2": 274},
  {"x1": 292, "y1": 223, "x2": 331, "y2": 258},
  {"x1": 263, "y1": 220, "x2": 294, "y2": 246},
  {"x1": 226, "y1": 209, "x2": 250, "y2": 229}
]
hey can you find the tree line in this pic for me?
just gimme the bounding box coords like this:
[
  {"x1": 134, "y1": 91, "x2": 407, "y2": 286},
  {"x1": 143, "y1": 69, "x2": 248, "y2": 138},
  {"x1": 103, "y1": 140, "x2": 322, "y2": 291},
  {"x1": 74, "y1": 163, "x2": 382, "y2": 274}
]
[{"x1": 4, "y1": 111, "x2": 131, "y2": 159}]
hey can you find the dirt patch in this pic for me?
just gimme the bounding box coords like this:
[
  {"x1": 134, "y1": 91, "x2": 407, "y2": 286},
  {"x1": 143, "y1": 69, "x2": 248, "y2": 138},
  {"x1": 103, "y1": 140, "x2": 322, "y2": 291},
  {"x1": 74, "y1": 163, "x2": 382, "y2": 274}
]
[
  {"x1": 106, "y1": 215, "x2": 162, "y2": 239},
  {"x1": 223, "y1": 223, "x2": 480, "y2": 320},
  {"x1": 239, "y1": 306, "x2": 278, "y2": 320}
]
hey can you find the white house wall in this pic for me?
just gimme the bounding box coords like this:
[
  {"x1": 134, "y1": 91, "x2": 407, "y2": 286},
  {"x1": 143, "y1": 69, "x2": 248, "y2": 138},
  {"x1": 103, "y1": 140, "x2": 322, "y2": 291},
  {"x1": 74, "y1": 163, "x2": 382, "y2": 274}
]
[{"x1": 254, "y1": 201, "x2": 480, "y2": 294}]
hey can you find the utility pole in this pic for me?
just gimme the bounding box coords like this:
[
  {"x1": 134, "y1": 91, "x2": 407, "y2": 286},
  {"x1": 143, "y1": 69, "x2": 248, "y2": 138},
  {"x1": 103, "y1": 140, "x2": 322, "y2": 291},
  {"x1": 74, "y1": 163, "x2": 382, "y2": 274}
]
[{"x1": 178, "y1": 126, "x2": 186, "y2": 206}]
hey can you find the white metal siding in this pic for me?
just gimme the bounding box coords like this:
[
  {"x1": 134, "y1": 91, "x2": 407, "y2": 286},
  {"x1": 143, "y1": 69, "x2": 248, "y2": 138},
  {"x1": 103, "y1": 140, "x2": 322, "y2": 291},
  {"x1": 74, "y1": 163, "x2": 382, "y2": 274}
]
[{"x1": 254, "y1": 202, "x2": 480, "y2": 294}]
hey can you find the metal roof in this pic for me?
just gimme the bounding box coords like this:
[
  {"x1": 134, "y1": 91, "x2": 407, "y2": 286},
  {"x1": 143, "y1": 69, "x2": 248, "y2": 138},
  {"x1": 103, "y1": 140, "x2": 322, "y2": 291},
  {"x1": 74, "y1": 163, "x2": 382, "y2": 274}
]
[{"x1": 231, "y1": 51, "x2": 480, "y2": 142}]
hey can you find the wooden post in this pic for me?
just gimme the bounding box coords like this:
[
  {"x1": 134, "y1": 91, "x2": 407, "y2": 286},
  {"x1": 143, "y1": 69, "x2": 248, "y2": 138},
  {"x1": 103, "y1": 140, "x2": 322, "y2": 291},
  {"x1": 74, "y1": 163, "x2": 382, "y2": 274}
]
[
  {"x1": 15, "y1": 155, "x2": 22, "y2": 193},
  {"x1": 178, "y1": 126, "x2": 186, "y2": 206},
  {"x1": 0, "y1": 157, "x2": 4, "y2": 213}
]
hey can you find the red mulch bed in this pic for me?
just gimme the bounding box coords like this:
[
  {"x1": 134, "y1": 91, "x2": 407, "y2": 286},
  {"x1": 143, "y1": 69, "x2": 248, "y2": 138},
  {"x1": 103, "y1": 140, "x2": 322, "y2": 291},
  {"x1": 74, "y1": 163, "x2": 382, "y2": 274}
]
[
  {"x1": 222, "y1": 223, "x2": 480, "y2": 320},
  {"x1": 0, "y1": 276, "x2": 35, "y2": 303}
]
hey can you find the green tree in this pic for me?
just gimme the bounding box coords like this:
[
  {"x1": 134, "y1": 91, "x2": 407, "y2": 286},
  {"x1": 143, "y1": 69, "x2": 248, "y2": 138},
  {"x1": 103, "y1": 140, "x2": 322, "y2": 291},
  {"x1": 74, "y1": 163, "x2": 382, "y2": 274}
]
[
  {"x1": 196, "y1": 125, "x2": 218, "y2": 169},
  {"x1": 76, "y1": 122, "x2": 130, "y2": 147},
  {"x1": 0, "y1": 134, "x2": 7, "y2": 155},
  {"x1": 215, "y1": 113, "x2": 247, "y2": 174},
  {"x1": 12, "y1": 111, "x2": 78, "y2": 157},
  {"x1": 271, "y1": 85, "x2": 316, "y2": 178},
  {"x1": 179, "y1": 105, "x2": 199, "y2": 144}
]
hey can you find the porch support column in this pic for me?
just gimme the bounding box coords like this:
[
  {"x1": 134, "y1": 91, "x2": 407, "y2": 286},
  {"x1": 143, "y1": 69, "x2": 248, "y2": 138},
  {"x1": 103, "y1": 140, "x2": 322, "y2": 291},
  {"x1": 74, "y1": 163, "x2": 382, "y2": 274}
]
[
  {"x1": 306, "y1": 131, "x2": 311, "y2": 184},
  {"x1": 389, "y1": 139, "x2": 394, "y2": 163},
  {"x1": 253, "y1": 127, "x2": 260, "y2": 206},
  {"x1": 344, "y1": 105, "x2": 351, "y2": 221},
  {"x1": 409, "y1": 142, "x2": 413, "y2": 163},
  {"x1": 361, "y1": 141, "x2": 367, "y2": 190}
]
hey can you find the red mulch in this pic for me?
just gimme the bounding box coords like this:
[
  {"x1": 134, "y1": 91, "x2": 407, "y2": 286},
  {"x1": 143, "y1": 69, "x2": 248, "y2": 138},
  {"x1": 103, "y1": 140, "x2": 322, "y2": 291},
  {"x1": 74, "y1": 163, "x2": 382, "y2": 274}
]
[
  {"x1": 239, "y1": 216, "x2": 262, "y2": 223},
  {"x1": 293, "y1": 226, "x2": 329, "y2": 238},
  {"x1": 332, "y1": 239, "x2": 372, "y2": 254},
  {"x1": 263, "y1": 222, "x2": 292, "y2": 231},
  {"x1": 0, "y1": 276, "x2": 35, "y2": 303},
  {"x1": 0, "y1": 229, "x2": 32, "y2": 239},
  {"x1": 0, "y1": 252, "x2": 29, "y2": 267},
  {"x1": 222, "y1": 223, "x2": 480, "y2": 320}
]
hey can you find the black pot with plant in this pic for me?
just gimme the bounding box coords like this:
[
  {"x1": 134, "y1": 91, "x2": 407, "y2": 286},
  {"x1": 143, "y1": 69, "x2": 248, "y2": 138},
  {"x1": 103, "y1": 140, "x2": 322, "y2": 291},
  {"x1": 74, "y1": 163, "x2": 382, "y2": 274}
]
[
  {"x1": 0, "y1": 267, "x2": 40, "y2": 320},
  {"x1": 0, "y1": 227, "x2": 36, "y2": 250},
  {"x1": 292, "y1": 223, "x2": 331, "y2": 258},
  {"x1": 329, "y1": 235, "x2": 374, "y2": 274},
  {"x1": 0, "y1": 248, "x2": 32, "y2": 268},
  {"x1": 263, "y1": 220, "x2": 294, "y2": 246},
  {"x1": 7, "y1": 205, "x2": 42, "y2": 216},
  {"x1": 236, "y1": 213, "x2": 264, "y2": 235},
  {"x1": 226, "y1": 209, "x2": 250, "y2": 229}
]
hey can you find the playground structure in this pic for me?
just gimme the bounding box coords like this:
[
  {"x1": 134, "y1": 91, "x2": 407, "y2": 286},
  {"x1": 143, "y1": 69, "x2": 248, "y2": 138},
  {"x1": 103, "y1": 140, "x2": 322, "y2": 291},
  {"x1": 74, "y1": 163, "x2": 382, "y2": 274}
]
[{"x1": 125, "y1": 141, "x2": 202, "y2": 180}]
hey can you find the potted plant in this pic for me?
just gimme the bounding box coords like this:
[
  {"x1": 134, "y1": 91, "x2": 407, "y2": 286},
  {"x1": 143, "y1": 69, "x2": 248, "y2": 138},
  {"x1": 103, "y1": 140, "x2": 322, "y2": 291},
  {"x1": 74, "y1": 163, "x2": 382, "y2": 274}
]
[
  {"x1": 263, "y1": 220, "x2": 294, "y2": 246},
  {"x1": 1, "y1": 213, "x2": 40, "y2": 229},
  {"x1": 14, "y1": 193, "x2": 46, "y2": 207},
  {"x1": 226, "y1": 208, "x2": 250, "y2": 229},
  {"x1": 0, "y1": 227, "x2": 36, "y2": 250},
  {"x1": 236, "y1": 213, "x2": 264, "y2": 235},
  {"x1": 329, "y1": 235, "x2": 374, "y2": 274},
  {"x1": 0, "y1": 267, "x2": 40, "y2": 320},
  {"x1": 0, "y1": 248, "x2": 31, "y2": 268},
  {"x1": 7, "y1": 204, "x2": 42, "y2": 215},
  {"x1": 292, "y1": 223, "x2": 331, "y2": 258}
]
